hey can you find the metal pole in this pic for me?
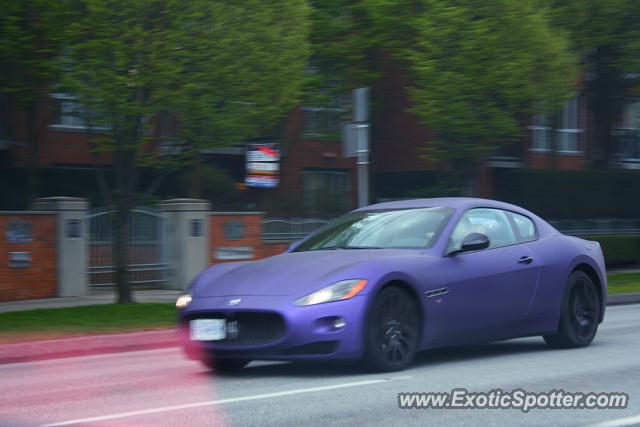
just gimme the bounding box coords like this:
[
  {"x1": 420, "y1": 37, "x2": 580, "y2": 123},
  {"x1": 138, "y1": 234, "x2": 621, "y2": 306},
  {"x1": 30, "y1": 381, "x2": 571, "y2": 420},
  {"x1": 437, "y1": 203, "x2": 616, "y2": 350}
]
[{"x1": 357, "y1": 123, "x2": 369, "y2": 207}]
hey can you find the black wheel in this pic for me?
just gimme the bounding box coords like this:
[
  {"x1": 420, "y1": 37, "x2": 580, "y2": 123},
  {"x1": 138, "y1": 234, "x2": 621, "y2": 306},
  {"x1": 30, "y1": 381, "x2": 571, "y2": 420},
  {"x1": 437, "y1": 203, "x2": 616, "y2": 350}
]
[
  {"x1": 364, "y1": 286, "x2": 420, "y2": 372},
  {"x1": 201, "y1": 358, "x2": 250, "y2": 373},
  {"x1": 544, "y1": 270, "x2": 601, "y2": 349}
]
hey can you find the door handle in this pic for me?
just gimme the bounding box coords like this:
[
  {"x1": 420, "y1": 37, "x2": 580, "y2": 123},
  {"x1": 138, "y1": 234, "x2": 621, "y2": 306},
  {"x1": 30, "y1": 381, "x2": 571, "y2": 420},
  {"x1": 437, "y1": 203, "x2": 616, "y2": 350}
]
[{"x1": 518, "y1": 256, "x2": 533, "y2": 265}]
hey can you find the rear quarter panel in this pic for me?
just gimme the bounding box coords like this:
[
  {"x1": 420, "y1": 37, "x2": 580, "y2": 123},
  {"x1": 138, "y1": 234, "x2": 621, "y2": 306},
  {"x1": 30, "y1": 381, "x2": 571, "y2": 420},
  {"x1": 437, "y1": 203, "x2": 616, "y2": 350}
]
[{"x1": 526, "y1": 234, "x2": 606, "y2": 332}]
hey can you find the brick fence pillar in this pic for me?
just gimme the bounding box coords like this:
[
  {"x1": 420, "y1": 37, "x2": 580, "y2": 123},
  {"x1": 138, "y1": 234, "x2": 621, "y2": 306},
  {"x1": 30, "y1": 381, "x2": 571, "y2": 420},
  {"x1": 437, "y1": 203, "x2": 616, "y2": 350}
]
[
  {"x1": 32, "y1": 197, "x2": 88, "y2": 297},
  {"x1": 160, "y1": 199, "x2": 210, "y2": 290}
]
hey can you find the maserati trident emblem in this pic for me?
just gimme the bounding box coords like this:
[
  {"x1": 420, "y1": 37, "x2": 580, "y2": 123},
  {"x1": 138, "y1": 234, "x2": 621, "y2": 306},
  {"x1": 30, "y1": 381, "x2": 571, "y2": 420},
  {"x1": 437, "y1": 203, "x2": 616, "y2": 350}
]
[{"x1": 228, "y1": 298, "x2": 242, "y2": 306}]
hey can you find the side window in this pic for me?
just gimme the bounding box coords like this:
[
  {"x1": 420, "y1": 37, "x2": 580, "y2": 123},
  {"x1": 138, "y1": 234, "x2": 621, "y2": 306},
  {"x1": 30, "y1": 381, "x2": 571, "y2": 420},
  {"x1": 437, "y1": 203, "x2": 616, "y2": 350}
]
[
  {"x1": 508, "y1": 212, "x2": 537, "y2": 243},
  {"x1": 448, "y1": 208, "x2": 518, "y2": 252}
]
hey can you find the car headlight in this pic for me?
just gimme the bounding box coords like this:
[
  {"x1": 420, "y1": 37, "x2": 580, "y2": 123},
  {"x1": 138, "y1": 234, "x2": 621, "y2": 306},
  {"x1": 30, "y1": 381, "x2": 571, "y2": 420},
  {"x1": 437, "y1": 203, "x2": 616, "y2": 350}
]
[
  {"x1": 176, "y1": 293, "x2": 192, "y2": 309},
  {"x1": 294, "y1": 279, "x2": 368, "y2": 306}
]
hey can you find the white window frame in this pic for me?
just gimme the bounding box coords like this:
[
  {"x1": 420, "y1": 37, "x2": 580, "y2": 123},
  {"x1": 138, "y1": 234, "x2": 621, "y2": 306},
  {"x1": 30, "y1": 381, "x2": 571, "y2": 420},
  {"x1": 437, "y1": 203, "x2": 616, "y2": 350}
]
[
  {"x1": 49, "y1": 93, "x2": 111, "y2": 131},
  {"x1": 301, "y1": 106, "x2": 345, "y2": 139},
  {"x1": 556, "y1": 97, "x2": 584, "y2": 154},
  {"x1": 621, "y1": 100, "x2": 640, "y2": 131},
  {"x1": 616, "y1": 99, "x2": 640, "y2": 161},
  {"x1": 528, "y1": 113, "x2": 552, "y2": 151}
]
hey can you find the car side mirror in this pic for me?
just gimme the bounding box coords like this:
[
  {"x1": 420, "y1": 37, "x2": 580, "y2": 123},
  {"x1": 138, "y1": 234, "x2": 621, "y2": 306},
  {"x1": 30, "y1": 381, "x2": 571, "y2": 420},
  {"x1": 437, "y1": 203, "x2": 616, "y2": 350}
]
[{"x1": 448, "y1": 233, "x2": 490, "y2": 256}]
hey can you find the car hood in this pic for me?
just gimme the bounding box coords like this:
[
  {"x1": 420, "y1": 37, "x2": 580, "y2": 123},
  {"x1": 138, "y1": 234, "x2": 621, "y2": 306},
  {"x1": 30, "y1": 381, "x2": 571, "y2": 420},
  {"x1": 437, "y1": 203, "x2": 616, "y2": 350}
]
[{"x1": 193, "y1": 249, "x2": 419, "y2": 298}]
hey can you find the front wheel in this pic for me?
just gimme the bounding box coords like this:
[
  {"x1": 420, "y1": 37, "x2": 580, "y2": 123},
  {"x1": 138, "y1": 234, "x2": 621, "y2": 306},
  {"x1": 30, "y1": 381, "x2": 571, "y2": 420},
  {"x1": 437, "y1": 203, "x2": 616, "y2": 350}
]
[
  {"x1": 364, "y1": 286, "x2": 420, "y2": 372},
  {"x1": 544, "y1": 270, "x2": 601, "y2": 349}
]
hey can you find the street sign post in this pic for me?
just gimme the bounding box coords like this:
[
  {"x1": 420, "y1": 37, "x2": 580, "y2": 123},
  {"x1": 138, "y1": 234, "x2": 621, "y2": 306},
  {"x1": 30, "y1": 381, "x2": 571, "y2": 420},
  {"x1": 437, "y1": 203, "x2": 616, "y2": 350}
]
[{"x1": 344, "y1": 88, "x2": 370, "y2": 207}]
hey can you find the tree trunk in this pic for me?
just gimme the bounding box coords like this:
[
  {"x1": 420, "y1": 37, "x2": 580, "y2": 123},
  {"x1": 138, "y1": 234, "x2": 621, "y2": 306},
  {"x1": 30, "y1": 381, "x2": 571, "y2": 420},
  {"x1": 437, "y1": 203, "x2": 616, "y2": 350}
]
[
  {"x1": 589, "y1": 45, "x2": 620, "y2": 168},
  {"x1": 112, "y1": 200, "x2": 133, "y2": 304},
  {"x1": 112, "y1": 146, "x2": 135, "y2": 304}
]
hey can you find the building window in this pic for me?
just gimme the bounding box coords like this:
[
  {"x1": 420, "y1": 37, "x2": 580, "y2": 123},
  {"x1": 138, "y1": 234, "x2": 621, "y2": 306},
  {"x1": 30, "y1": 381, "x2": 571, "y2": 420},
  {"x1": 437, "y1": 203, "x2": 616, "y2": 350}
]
[
  {"x1": 528, "y1": 113, "x2": 552, "y2": 151},
  {"x1": 155, "y1": 112, "x2": 181, "y2": 154},
  {"x1": 51, "y1": 93, "x2": 87, "y2": 128},
  {"x1": 556, "y1": 96, "x2": 583, "y2": 153},
  {"x1": 614, "y1": 100, "x2": 640, "y2": 161},
  {"x1": 529, "y1": 96, "x2": 584, "y2": 154},
  {"x1": 621, "y1": 101, "x2": 640, "y2": 130},
  {"x1": 301, "y1": 107, "x2": 344, "y2": 139},
  {"x1": 50, "y1": 93, "x2": 110, "y2": 131},
  {"x1": 303, "y1": 170, "x2": 351, "y2": 215}
]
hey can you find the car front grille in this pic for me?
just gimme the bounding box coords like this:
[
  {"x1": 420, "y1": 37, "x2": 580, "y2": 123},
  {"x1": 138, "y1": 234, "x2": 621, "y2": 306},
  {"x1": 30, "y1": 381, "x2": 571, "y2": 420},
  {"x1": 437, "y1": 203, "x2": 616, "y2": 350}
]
[{"x1": 185, "y1": 311, "x2": 286, "y2": 346}]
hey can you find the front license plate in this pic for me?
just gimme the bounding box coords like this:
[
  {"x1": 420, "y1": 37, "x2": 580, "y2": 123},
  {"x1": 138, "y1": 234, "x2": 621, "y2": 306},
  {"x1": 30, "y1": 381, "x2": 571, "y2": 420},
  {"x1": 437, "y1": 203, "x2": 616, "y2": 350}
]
[{"x1": 190, "y1": 319, "x2": 226, "y2": 341}]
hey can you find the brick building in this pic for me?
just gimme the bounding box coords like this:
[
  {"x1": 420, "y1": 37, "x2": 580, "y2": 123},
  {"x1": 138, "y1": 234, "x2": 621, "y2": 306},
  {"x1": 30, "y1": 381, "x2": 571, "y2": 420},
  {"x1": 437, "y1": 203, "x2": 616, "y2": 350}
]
[{"x1": 2, "y1": 58, "x2": 640, "y2": 215}]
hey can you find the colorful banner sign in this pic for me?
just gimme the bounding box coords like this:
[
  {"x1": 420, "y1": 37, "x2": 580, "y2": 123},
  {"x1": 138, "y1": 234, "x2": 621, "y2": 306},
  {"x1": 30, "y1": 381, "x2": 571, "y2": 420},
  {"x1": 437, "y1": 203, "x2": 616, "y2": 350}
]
[{"x1": 246, "y1": 142, "x2": 280, "y2": 188}]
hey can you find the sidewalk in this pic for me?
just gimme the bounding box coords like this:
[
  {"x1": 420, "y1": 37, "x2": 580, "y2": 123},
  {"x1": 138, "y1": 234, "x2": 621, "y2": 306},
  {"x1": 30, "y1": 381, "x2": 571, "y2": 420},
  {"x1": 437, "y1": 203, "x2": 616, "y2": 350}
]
[{"x1": 0, "y1": 289, "x2": 182, "y2": 313}]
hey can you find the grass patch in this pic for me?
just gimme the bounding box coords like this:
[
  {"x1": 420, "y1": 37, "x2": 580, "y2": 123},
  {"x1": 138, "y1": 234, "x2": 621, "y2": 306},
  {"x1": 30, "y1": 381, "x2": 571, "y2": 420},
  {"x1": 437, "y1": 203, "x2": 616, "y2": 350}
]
[
  {"x1": 608, "y1": 273, "x2": 640, "y2": 295},
  {"x1": 0, "y1": 303, "x2": 176, "y2": 343}
]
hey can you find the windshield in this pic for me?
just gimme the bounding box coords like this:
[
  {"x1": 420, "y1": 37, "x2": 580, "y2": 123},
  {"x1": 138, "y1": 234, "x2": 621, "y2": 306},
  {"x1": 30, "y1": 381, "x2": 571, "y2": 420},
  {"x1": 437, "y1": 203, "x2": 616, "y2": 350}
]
[{"x1": 293, "y1": 207, "x2": 454, "y2": 251}]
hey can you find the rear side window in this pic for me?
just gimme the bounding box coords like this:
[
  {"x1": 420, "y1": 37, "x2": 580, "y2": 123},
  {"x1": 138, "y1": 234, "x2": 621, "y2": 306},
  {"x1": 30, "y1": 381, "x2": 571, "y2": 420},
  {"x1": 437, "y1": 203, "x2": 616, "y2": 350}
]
[{"x1": 508, "y1": 212, "x2": 537, "y2": 243}]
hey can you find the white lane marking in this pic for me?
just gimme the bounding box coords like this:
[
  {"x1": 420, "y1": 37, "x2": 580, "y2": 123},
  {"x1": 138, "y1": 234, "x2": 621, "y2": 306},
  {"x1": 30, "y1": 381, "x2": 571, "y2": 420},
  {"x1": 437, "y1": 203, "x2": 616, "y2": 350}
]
[
  {"x1": 585, "y1": 414, "x2": 640, "y2": 427},
  {"x1": 41, "y1": 376, "x2": 409, "y2": 426}
]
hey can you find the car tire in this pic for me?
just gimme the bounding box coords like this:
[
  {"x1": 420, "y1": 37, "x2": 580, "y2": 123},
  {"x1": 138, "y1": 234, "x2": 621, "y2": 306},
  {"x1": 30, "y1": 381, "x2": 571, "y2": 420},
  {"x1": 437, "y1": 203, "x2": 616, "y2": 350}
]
[
  {"x1": 364, "y1": 286, "x2": 420, "y2": 372},
  {"x1": 543, "y1": 270, "x2": 601, "y2": 349},
  {"x1": 201, "y1": 358, "x2": 250, "y2": 373}
]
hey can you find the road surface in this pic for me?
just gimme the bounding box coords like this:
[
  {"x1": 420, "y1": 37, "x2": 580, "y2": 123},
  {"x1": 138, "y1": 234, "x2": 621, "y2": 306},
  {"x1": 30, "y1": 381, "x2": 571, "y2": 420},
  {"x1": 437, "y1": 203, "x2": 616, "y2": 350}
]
[{"x1": 1, "y1": 304, "x2": 639, "y2": 427}]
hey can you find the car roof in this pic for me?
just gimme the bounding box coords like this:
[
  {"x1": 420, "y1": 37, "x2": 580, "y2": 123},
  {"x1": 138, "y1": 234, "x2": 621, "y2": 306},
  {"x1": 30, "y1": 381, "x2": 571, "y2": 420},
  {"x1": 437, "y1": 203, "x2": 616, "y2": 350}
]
[
  {"x1": 358, "y1": 197, "x2": 557, "y2": 237},
  {"x1": 359, "y1": 197, "x2": 524, "y2": 212}
]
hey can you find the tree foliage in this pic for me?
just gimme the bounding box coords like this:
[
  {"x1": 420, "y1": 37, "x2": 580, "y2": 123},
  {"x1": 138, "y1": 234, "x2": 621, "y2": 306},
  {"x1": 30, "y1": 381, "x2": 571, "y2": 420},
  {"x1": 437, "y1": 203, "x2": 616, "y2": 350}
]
[
  {"x1": 549, "y1": 0, "x2": 640, "y2": 164},
  {"x1": 306, "y1": 0, "x2": 380, "y2": 98},
  {"x1": 0, "y1": 0, "x2": 70, "y2": 105},
  {"x1": 61, "y1": 0, "x2": 310, "y2": 302},
  {"x1": 365, "y1": 0, "x2": 576, "y2": 170},
  {"x1": 0, "y1": 0, "x2": 72, "y2": 198}
]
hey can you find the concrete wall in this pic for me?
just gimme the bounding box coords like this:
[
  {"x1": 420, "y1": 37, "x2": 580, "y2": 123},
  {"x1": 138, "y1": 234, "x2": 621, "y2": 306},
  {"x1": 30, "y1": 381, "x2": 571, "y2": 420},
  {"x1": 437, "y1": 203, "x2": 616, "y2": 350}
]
[
  {"x1": 161, "y1": 199, "x2": 210, "y2": 290},
  {"x1": 32, "y1": 197, "x2": 88, "y2": 297},
  {"x1": 0, "y1": 203, "x2": 294, "y2": 301}
]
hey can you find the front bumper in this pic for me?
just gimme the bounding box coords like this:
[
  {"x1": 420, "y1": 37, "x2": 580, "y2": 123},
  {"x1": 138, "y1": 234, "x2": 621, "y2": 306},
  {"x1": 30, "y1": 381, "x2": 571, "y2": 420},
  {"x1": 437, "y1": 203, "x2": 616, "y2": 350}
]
[{"x1": 178, "y1": 294, "x2": 369, "y2": 361}]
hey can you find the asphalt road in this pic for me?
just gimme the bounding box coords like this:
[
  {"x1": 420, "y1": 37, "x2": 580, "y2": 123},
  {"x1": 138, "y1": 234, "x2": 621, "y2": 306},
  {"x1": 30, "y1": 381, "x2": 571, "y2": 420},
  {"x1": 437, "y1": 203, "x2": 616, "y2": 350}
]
[{"x1": 1, "y1": 304, "x2": 639, "y2": 427}]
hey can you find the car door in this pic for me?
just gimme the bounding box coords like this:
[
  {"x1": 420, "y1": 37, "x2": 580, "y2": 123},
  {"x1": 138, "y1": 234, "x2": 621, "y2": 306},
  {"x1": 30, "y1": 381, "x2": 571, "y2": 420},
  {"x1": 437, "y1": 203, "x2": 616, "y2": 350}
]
[{"x1": 432, "y1": 208, "x2": 540, "y2": 344}]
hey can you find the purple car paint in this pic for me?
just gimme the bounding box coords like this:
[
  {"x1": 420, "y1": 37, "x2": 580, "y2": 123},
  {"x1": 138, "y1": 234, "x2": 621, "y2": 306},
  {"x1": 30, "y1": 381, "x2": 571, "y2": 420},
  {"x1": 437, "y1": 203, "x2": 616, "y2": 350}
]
[{"x1": 178, "y1": 198, "x2": 607, "y2": 371}]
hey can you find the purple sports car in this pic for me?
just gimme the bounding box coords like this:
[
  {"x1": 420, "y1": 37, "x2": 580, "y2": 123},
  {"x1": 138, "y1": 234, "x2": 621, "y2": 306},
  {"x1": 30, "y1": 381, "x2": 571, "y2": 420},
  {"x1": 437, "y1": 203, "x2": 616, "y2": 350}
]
[{"x1": 177, "y1": 198, "x2": 606, "y2": 372}]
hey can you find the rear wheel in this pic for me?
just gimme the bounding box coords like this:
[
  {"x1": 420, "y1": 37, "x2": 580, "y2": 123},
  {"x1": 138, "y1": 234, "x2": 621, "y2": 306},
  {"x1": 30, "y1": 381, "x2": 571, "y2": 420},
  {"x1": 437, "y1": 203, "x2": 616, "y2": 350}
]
[
  {"x1": 364, "y1": 286, "x2": 420, "y2": 372},
  {"x1": 544, "y1": 270, "x2": 600, "y2": 349},
  {"x1": 201, "y1": 358, "x2": 250, "y2": 373}
]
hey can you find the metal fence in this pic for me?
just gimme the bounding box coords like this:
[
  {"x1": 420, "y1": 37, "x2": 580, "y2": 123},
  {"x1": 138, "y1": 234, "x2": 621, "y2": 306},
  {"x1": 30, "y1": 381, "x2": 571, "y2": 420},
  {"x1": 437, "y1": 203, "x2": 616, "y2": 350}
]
[
  {"x1": 549, "y1": 219, "x2": 640, "y2": 236},
  {"x1": 87, "y1": 207, "x2": 169, "y2": 287},
  {"x1": 262, "y1": 218, "x2": 329, "y2": 241}
]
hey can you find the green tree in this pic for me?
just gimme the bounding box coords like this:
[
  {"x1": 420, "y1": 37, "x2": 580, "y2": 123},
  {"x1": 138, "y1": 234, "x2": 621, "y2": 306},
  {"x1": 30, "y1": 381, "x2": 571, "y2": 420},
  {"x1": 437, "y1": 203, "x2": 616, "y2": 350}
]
[
  {"x1": 62, "y1": 0, "x2": 310, "y2": 303},
  {"x1": 367, "y1": 0, "x2": 576, "y2": 192},
  {"x1": 0, "y1": 0, "x2": 71, "y2": 201},
  {"x1": 307, "y1": 0, "x2": 380, "y2": 96},
  {"x1": 550, "y1": 0, "x2": 640, "y2": 165}
]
